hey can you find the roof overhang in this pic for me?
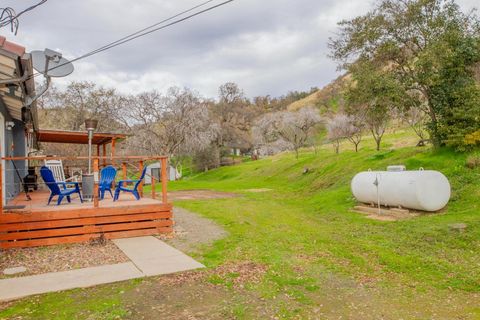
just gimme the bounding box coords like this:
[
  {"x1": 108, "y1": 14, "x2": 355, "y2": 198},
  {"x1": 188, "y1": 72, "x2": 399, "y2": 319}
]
[
  {"x1": 37, "y1": 129, "x2": 127, "y2": 145},
  {"x1": 0, "y1": 36, "x2": 36, "y2": 125}
]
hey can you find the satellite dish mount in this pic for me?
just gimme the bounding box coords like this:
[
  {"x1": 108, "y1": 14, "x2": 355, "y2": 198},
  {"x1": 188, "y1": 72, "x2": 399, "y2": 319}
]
[{"x1": 25, "y1": 48, "x2": 74, "y2": 106}]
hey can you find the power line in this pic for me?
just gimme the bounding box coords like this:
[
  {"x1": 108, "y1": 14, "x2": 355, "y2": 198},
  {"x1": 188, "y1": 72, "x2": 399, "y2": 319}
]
[
  {"x1": 83, "y1": 0, "x2": 218, "y2": 59},
  {"x1": 71, "y1": 0, "x2": 235, "y2": 64},
  {"x1": 30, "y1": 0, "x2": 235, "y2": 80},
  {"x1": 0, "y1": 0, "x2": 47, "y2": 35}
]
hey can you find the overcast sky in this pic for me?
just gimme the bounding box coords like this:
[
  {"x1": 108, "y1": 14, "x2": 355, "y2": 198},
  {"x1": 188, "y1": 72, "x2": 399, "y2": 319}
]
[{"x1": 3, "y1": 0, "x2": 478, "y2": 99}]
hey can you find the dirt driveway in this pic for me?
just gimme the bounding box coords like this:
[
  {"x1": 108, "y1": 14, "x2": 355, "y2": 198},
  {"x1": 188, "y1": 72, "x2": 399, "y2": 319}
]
[{"x1": 168, "y1": 190, "x2": 237, "y2": 201}]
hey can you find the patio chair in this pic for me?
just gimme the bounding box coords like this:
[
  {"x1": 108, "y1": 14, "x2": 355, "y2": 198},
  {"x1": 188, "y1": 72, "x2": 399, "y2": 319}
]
[
  {"x1": 99, "y1": 165, "x2": 117, "y2": 200},
  {"x1": 113, "y1": 167, "x2": 147, "y2": 201},
  {"x1": 45, "y1": 159, "x2": 80, "y2": 183},
  {"x1": 69, "y1": 167, "x2": 83, "y2": 182},
  {"x1": 40, "y1": 166, "x2": 83, "y2": 205}
]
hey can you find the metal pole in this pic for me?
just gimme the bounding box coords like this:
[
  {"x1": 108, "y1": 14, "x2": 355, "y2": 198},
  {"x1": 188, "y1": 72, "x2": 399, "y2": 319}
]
[{"x1": 87, "y1": 129, "x2": 93, "y2": 174}]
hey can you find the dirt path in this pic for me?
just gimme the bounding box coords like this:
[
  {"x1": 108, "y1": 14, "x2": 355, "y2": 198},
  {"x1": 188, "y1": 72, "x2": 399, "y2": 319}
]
[
  {"x1": 168, "y1": 190, "x2": 237, "y2": 201},
  {"x1": 161, "y1": 207, "x2": 228, "y2": 254}
]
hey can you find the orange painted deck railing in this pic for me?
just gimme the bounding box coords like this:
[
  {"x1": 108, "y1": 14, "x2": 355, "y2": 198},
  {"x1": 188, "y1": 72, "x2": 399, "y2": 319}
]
[
  {"x1": 0, "y1": 156, "x2": 173, "y2": 248},
  {"x1": 0, "y1": 155, "x2": 169, "y2": 213}
]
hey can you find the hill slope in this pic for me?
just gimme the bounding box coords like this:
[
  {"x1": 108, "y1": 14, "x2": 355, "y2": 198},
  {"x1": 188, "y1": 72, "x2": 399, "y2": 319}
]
[
  {"x1": 3, "y1": 131, "x2": 479, "y2": 319},
  {"x1": 167, "y1": 131, "x2": 480, "y2": 317},
  {"x1": 287, "y1": 74, "x2": 349, "y2": 113}
]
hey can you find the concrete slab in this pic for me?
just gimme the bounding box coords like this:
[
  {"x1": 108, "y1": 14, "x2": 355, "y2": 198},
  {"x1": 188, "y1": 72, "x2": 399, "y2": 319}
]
[
  {"x1": 0, "y1": 237, "x2": 204, "y2": 301},
  {"x1": 3, "y1": 266, "x2": 27, "y2": 275},
  {"x1": 113, "y1": 236, "x2": 205, "y2": 276},
  {"x1": 0, "y1": 262, "x2": 143, "y2": 301}
]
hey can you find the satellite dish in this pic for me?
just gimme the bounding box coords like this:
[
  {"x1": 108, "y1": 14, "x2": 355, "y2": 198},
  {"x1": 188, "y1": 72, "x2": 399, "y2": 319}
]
[
  {"x1": 24, "y1": 49, "x2": 74, "y2": 107},
  {"x1": 31, "y1": 48, "x2": 74, "y2": 77}
]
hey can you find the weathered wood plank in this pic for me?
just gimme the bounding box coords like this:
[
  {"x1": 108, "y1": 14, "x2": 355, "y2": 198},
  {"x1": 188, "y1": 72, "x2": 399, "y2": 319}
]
[
  {"x1": 0, "y1": 221, "x2": 172, "y2": 241},
  {"x1": 0, "y1": 234, "x2": 99, "y2": 248},
  {"x1": 103, "y1": 227, "x2": 172, "y2": 240},
  {"x1": 0, "y1": 227, "x2": 173, "y2": 248},
  {"x1": 0, "y1": 204, "x2": 173, "y2": 223}
]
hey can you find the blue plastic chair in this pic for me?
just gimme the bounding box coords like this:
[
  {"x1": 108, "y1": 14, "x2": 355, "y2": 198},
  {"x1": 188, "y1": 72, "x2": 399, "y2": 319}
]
[
  {"x1": 40, "y1": 166, "x2": 83, "y2": 205},
  {"x1": 113, "y1": 167, "x2": 147, "y2": 201},
  {"x1": 99, "y1": 165, "x2": 117, "y2": 200}
]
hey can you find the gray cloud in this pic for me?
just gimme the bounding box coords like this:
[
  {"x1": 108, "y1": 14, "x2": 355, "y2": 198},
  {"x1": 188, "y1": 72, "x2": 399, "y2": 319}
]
[{"x1": 2, "y1": 0, "x2": 478, "y2": 98}]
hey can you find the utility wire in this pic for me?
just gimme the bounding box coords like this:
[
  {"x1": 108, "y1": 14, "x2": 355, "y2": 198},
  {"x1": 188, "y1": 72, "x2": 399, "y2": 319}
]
[
  {"x1": 29, "y1": 0, "x2": 234, "y2": 80},
  {"x1": 0, "y1": 0, "x2": 47, "y2": 35},
  {"x1": 82, "y1": 0, "x2": 217, "y2": 59}
]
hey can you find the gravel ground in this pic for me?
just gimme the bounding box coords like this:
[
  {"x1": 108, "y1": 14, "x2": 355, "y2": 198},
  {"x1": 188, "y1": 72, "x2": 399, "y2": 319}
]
[
  {"x1": 160, "y1": 207, "x2": 228, "y2": 254},
  {"x1": 0, "y1": 240, "x2": 129, "y2": 279}
]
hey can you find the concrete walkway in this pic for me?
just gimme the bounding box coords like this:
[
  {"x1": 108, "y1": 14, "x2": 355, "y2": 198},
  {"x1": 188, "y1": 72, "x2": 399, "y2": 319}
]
[
  {"x1": 113, "y1": 236, "x2": 205, "y2": 276},
  {"x1": 0, "y1": 236, "x2": 204, "y2": 301}
]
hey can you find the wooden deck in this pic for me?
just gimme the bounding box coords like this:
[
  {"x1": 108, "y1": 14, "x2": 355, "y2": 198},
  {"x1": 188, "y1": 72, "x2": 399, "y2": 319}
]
[{"x1": 0, "y1": 191, "x2": 173, "y2": 249}]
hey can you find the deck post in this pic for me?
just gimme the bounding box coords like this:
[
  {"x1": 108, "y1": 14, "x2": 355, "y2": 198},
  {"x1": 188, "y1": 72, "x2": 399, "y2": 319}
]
[
  {"x1": 151, "y1": 170, "x2": 156, "y2": 200},
  {"x1": 161, "y1": 157, "x2": 168, "y2": 204},
  {"x1": 102, "y1": 143, "x2": 107, "y2": 167},
  {"x1": 139, "y1": 160, "x2": 144, "y2": 197},
  {"x1": 122, "y1": 162, "x2": 127, "y2": 180},
  {"x1": 110, "y1": 139, "x2": 116, "y2": 166},
  {"x1": 93, "y1": 158, "x2": 99, "y2": 208},
  {"x1": 0, "y1": 159, "x2": 3, "y2": 214}
]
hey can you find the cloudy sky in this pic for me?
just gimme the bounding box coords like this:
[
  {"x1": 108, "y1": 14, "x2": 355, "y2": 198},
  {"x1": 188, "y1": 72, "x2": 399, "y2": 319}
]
[{"x1": 3, "y1": 0, "x2": 478, "y2": 99}]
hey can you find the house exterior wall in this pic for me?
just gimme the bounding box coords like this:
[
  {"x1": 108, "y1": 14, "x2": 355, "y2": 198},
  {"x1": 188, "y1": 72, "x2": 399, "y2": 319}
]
[{"x1": 0, "y1": 100, "x2": 27, "y2": 202}]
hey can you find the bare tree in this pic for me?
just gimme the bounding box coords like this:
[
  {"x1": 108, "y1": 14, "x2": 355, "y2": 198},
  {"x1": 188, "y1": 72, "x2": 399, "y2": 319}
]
[
  {"x1": 252, "y1": 115, "x2": 290, "y2": 156},
  {"x1": 326, "y1": 115, "x2": 347, "y2": 154},
  {"x1": 37, "y1": 82, "x2": 126, "y2": 158},
  {"x1": 218, "y1": 82, "x2": 245, "y2": 104},
  {"x1": 253, "y1": 106, "x2": 322, "y2": 159},
  {"x1": 212, "y1": 82, "x2": 254, "y2": 153},
  {"x1": 38, "y1": 82, "x2": 124, "y2": 132},
  {"x1": 344, "y1": 114, "x2": 365, "y2": 152},
  {"x1": 120, "y1": 87, "x2": 219, "y2": 169}
]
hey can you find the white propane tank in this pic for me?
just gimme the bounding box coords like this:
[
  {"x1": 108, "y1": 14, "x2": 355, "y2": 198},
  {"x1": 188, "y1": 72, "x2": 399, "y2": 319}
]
[{"x1": 351, "y1": 169, "x2": 451, "y2": 212}]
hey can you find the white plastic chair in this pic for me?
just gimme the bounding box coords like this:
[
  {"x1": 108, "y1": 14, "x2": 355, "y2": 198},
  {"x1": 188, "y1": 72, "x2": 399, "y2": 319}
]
[
  {"x1": 44, "y1": 159, "x2": 78, "y2": 183},
  {"x1": 69, "y1": 167, "x2": 83, "y2": 182}
]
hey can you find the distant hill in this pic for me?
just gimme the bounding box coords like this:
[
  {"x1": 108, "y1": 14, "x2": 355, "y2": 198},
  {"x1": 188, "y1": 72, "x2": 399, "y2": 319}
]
[
  {"x1": 287, "y1": 74, "x2": 350, "y2": 114},
  {"x1": 291, "y1": 64, "x2": 480, "y2": 114}
]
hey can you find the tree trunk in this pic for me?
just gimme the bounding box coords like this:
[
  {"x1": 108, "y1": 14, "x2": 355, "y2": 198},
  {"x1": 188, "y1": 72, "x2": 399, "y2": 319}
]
[
  {"x1": 430, "y1": 124, "x2": 442, "y2": 149},
  {"x1": 426, "y1": 97, "x2": 442, "y2": 148},
  {"x1": 333, "y1": 141, "x2": 340, "y2": 154},
  {"x1": 375, "y1": 138, "x2": 381, "y2": 151}
]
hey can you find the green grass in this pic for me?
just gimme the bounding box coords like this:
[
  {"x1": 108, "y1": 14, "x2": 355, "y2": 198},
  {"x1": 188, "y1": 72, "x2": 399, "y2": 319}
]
[
  {"x1": 0, "y1": 280, "x2": 141, "y2": 320},
  {"x1": 169, "y1": 144, "x2": 480, "y2": 292},
  {"x1": 2, "y1": 130, "x2": 480, "y2": 318}
]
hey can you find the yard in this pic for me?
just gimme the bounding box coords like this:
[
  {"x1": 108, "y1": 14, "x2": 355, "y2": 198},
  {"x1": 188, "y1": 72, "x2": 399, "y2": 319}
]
[{"x1": 1, "y1": 130, "x2": 479, "y2": 319}]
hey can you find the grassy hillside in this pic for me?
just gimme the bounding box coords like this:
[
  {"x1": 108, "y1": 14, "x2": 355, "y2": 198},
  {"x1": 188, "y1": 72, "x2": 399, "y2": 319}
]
[
  {"x1": 2, "y1": 130, "x2": 479, "y2": 319},
  {"x1": 287, "y1": 74, "x2": 349, "y2": 113},
  {"x1": 166, "y1": 131, "x2": 480, "y2": 317}
]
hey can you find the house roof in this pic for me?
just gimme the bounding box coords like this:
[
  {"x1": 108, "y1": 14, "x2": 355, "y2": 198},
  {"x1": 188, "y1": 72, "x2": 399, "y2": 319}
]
[
  {"x1": 37, "y1": 129, "x2": 127, "y2": 145},
  {"x1": 0, "y1": 36, "x2": 36, "y2": 122}
]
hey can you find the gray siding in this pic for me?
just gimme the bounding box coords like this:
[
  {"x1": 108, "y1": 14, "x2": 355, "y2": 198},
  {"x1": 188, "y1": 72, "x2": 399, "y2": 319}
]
[
  {"x1": 6, "y1": 120, "x2": 27, "y2": 201},
  {"x1": 0, "y1": 100, "x2": 28, "y2": 202}
]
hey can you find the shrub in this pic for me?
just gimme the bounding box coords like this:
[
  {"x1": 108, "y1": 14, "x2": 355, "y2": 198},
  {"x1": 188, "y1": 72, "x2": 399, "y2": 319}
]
[{"x1": 465, "y1": 154, "x2": 480, "y2": 169}]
